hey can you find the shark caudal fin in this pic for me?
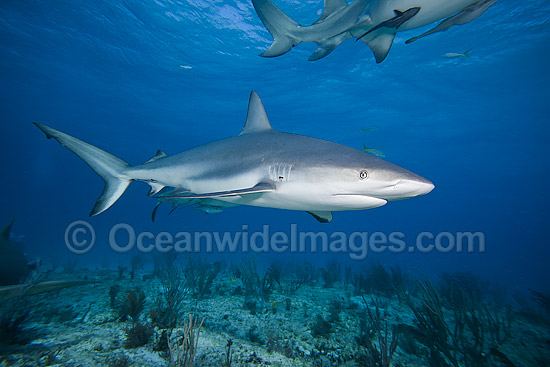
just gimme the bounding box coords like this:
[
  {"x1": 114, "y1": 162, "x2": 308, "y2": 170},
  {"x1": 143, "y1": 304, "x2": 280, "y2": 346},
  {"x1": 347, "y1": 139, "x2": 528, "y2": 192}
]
[
  {"x1": 33, "y1": 123, "x2": 131, "y2": 216},
  {"x1": 252, "y1": 0, "x2": 300, "y2": 57}
]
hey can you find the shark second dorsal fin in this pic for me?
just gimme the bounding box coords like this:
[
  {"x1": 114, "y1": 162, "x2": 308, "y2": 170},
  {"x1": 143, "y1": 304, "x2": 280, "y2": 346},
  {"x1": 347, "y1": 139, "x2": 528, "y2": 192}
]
[
  {"x1": 239, "y1": 91, "x2": 273, "y2": 135},
  {"x1": 145, "y1": 150, "x2": 167, "y2": 164},
  {"x1": 1, "y1": 219, "x2": 14, "y2": 241},
  {"x1": 314, "y1": 0, "x2": 348, "y2": 24}
]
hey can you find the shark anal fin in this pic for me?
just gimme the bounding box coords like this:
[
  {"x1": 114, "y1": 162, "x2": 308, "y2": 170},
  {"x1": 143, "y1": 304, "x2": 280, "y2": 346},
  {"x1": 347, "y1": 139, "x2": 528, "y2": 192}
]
[
  {"x1": 307, "y1": 211, "x2": 333, "y2": 223},
  {"x1": 309, "y1": 33, "x2": 349, "y2": 61},
  {"x1": 157, "y1": 182, "x2": 275, "y2": 200},
  {"x1": 362, "y1": 33, "x2": 396, "y2": 63}
]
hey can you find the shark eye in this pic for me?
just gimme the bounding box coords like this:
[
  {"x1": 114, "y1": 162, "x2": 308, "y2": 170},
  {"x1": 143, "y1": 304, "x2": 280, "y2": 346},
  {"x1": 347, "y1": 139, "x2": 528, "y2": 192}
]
[{"x1": 359, "y1": 170, "x2": 368, "y2": 180}]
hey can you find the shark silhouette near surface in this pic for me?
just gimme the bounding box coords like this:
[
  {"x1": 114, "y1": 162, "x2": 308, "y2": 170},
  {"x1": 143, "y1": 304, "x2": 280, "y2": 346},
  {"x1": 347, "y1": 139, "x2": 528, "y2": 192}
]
[
  {"x1": 34, "y1": 92, "x2": 433, "y2": 223},
  {"x1": 252, "y1": 0, "x2": 498, "y2": 62}
]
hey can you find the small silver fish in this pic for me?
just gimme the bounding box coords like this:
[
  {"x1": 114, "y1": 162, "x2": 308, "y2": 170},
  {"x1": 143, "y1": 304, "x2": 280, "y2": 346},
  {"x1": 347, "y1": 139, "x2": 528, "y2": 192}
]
[{"x1": 443, "y1": 49, "x2": 472, "y2": 59}]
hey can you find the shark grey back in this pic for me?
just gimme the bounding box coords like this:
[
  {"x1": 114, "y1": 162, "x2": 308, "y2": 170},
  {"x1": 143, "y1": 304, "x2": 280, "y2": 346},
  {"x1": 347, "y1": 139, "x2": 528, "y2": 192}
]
[{"x1": 34, "y1": 91, "x2": 433, "y2": 223}]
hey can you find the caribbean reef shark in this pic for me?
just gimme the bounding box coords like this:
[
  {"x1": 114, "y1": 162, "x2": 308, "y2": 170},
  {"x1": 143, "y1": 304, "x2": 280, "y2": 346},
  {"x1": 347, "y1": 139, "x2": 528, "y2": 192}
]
[
  {"x1": 0, "y1": 220, "x2": 38, "y2": 286},
  {"x1": 252, "y1": 0, "x2": 498, "y2": 62},
  {"x1": 33, "y1": 91, "x2": 433, "y2": 223}
]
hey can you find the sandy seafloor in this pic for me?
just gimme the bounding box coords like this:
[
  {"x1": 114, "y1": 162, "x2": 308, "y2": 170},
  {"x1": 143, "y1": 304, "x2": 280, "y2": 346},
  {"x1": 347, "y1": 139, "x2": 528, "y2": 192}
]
[{"x1": 1, "y1": 265, "x2": 548, "y2": 367}]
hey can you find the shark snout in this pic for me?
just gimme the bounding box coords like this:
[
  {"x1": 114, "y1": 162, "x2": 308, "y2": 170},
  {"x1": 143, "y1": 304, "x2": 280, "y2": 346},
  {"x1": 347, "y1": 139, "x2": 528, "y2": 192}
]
[{"x1": 393, "y1": 177, "x2": 435, "y2": 199}]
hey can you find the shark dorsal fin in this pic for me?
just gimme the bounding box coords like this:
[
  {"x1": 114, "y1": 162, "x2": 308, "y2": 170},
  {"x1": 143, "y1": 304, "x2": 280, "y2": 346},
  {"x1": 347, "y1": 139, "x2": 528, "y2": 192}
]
[
  {"x1": 394, "y1": 9, "x2": 404, "y2": 16},
  {"x1": 1, "y1": 219, "x2": 14, "y2": 241},
  {"x1": 239, "y1": 91, "x2": 273, "y2": 135},
  {"x1": 145, "y1": 150, "x2": 167, "y2": 164}
]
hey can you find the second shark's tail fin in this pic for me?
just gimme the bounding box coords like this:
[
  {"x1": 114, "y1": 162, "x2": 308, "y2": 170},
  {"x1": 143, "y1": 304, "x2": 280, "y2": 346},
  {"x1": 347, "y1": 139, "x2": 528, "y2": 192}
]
[
  {"x1": 463, "y1": 48, "x2": 473, "y2": 57},
  {"x1": 252, "y1": 0, "x2": 300, "y2": 57},
  {"x1": 33, "y1": 123, "x2": 132, "y2": 216}
]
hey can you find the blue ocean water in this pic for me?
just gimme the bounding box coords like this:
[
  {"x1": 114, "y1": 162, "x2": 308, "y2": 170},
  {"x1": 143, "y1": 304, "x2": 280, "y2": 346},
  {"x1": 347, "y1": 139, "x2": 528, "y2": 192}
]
[{"x1": 1, "y1": 0, "x2": 549, "y2": 305}]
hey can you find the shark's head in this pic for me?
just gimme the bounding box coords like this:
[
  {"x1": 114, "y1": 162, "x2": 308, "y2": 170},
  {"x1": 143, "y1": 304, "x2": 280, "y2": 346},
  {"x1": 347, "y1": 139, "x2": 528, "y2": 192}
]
[
  {"x1": 356, "y1": 164, "x2": 435, "y2": 201},
  {"x1": 300, "y1": 151, "x2": 434, "y2": 210}
]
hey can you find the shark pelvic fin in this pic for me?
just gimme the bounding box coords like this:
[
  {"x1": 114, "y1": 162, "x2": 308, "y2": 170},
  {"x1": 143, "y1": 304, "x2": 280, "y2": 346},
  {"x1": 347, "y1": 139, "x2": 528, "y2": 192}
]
[
  {"x1": 147, "y1": 181, "x2": 165, "y2": 196},
  {"x1": 33, "y1": 123, "x2": 132, "y2": 216},
  {"x1": 252, "y1": 0, "x2": 300, "y2": 57},
  {"x1": 239, "y1": 91, "x2": 273, "y2": 135},
  {"x1": 157, "y1": 182, "x2": 275, "y2": 200},
  {"x1": 362, "y1": 32, "x2": 396, "y2": 63},
  {"x1": 314, "y1": 0, "x2": 348, "y2": 24},
  {"x1": 145, "y1": 150, "x2": 167, "y2": 164},
  {"x1": 307, "y1": 211, "x2": 333, "y2": 223}
]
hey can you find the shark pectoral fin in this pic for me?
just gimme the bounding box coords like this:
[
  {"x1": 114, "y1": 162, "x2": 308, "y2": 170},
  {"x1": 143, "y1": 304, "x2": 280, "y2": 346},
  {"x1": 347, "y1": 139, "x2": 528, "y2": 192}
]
[
  {"x1": 314, "y1": 0, "x2": 348, "y2": 24},
  {"x1": 307, "y1": 211, "x2": 333, "y2": 223},
  {"x1": 362, "y1": 32, "x2": 396, "y2": 63},
  {"x1": 157, "y1": 182, "x2": 275, "y2": 200}
]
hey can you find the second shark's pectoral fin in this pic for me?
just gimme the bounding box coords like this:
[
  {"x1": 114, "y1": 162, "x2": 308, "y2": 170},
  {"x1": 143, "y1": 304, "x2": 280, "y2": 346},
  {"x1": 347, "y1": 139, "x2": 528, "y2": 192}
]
[
  {"x1": 362, "y1": 32, "x2": 396, "y2": 63},
  {"x1": 308, "y1": 33, "x2": 349, "y2": 61},
  {"x1": 307, "y1": 211, "x2": 333, "y2": 223},
  {"x1": 157, "y1": 182, "x2": 275, "y2": 200}
]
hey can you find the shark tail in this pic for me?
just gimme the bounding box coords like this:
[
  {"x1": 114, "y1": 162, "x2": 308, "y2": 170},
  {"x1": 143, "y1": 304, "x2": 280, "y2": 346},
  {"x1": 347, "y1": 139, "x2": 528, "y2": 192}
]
[
  {"x1": 463, "y1": 48, "x2": 473, "y2": 57},
  {"x1": 252, "y1": 0, "x2": 300, "y2": 57},
  {"x1": 33, "y1": 123, "x2": 132, "y2": 216}
]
